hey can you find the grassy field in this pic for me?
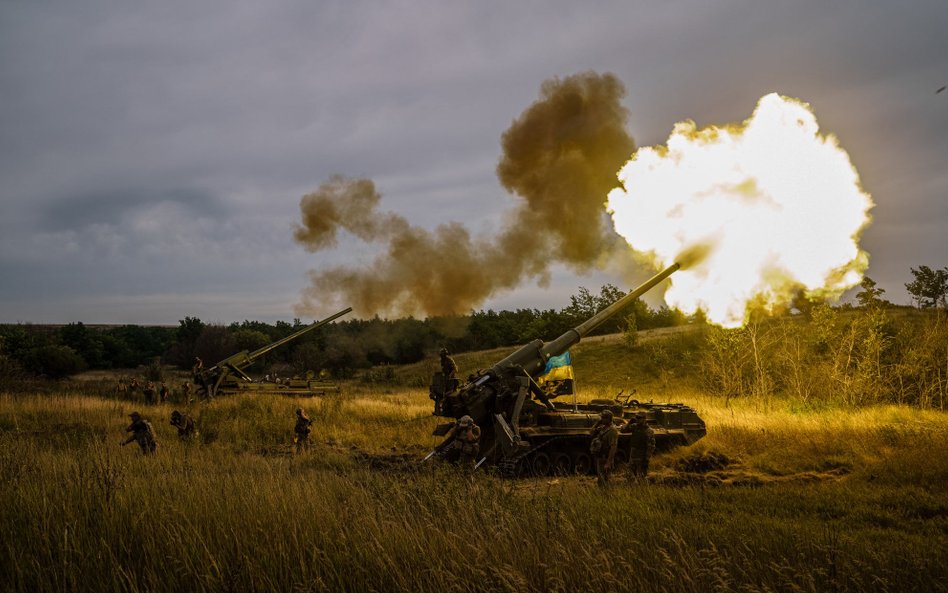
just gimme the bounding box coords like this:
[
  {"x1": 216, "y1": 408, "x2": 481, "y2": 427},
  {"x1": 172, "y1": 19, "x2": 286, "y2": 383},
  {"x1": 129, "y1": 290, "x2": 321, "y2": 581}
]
[{"x1": 1, "y1": 379, "x2": 947, "y2": 593}]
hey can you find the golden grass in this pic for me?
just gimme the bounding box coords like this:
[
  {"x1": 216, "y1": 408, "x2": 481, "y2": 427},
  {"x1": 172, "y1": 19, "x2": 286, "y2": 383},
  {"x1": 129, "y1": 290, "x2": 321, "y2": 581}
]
[{"x1": 1, "y1": 387, "x2": 947, "y2": 592}]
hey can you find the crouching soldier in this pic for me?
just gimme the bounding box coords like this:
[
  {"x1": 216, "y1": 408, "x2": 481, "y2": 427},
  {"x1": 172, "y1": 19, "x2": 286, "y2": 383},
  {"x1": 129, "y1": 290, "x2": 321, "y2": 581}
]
[
  {"x1": 590, "y1": 409, "x2": 618, "y2": 488},
  {"x1": 121, "y1": 411, "x2": 157, "y2": 455},
  {"x1": 170, "y1": 410, "x2": 196, "y2": 441},
  {"x1": 450, "y1": 415, "x2": 481, "y2": 473},
  {"x1": 628, "y1": 413, "x2": 655, "y2": 477},
  {"x1": 294, "y1": 408, "x2": 312, "y2": 454}
]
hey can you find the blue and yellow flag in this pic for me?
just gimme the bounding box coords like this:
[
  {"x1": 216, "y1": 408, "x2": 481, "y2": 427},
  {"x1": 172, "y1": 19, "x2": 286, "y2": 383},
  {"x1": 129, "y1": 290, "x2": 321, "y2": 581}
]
[{"x1": 538, "y1": 351, "x2": 574, "y2": 383}]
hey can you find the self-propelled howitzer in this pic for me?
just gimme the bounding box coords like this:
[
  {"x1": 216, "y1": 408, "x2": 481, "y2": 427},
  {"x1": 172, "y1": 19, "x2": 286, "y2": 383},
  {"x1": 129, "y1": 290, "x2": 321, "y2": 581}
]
[
  {"x1": 428, "y1": 263, "x2": 706, "y2": 476},
  {"x1": 196, "y1": 307, "x2": 352, "y2": 398}
]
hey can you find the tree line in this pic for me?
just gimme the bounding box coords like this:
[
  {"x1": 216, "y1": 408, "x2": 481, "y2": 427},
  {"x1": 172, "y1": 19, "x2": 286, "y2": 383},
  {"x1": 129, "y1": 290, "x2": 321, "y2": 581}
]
[
  {"x1": 695, "y1": 274, "x2": 948, "y2": 409},
  {"x1": 0, "y1": 284, "x2": 685, "y2": 380},
  {"x1": 3, "y1": 265, "x2": 945, "y2": 391}
]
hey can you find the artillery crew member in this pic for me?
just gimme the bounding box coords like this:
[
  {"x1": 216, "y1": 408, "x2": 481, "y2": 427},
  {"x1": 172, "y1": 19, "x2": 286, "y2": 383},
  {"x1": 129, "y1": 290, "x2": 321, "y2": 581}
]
[
  {"x1": 590, "y1": 409, "x2": 619, "y2": 487},
  {"x1": 170, "y1": 410, "x2": 196, "y2": 441},
  {"x1": 628, "y1": 413, "x2": 655, "y2": 477},
  {"x1": 181, "y1": 381, "x2": 193, "y2": 403},
  {"x1": 159, "y1": 382, "x2": 170, "y2": 403},
  {"x1": 450, "y1": 415, "x2": 481, "y2": 472},
  {"x1": 440, "y1": 348, "x2": 458, "y2": 380},
  {"x1": 294, "y1": 408, "x2": 313, "y2": 453},
  {"x1": 143, "y1": 382, "x2": 157, "y2": 405},
  {"x1": 121, "y1": 411, "x2": 157, "y2": 454},
  {"x1": 193, "y1": 357, "x2": 210, "y2": 399}
]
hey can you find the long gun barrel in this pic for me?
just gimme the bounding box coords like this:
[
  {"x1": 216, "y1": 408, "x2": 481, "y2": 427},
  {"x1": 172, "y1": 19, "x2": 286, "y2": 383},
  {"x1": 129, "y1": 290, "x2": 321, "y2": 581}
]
[
  {"x1": 245, "y1": 307, "x2": 353, "y2": 363},
  {"x1": 204, "y1": 307, "x2": 352, "y2": 389},
  {"x1": 489, "y1": 262, "x2": 681, "y2": 378},
  {"x1": 541, "y1": 262, "x2": 681, "y2": 359}
]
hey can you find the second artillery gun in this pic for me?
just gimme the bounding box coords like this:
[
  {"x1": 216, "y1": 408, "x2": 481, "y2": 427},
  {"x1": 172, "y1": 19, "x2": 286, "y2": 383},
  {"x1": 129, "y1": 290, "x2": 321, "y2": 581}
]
[
  {"x1": 195, "y1": 307, "x2": 352, "y2": 398},
  {"x1": 428, "y1": 263, "x2": 706, "y2": 476}
]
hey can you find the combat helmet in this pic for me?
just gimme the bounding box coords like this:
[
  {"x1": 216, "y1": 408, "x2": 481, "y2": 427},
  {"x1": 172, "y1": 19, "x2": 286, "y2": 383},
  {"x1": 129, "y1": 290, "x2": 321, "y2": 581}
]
[
  {"x1": 458, "y1": 415, "x2": 473, "y2": 427},
  {"x1": 129, "y1": 411, "x2": 141, "y2": 420},
  {"x1": 600, "y1": 409, "x2": 614, "y2": 421}
]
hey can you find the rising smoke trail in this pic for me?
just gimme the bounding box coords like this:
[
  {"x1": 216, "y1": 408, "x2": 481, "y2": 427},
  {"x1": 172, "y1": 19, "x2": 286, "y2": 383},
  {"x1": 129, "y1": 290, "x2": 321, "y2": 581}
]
[{"x1": 294, "y1": 72, "x2": 636, "y2": 317}]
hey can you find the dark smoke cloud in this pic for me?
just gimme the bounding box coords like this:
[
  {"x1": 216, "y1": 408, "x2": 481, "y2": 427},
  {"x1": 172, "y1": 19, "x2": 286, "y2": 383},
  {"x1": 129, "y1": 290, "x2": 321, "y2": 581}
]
[{"x1": 295, "y1": 72, "x2": 636, "y2": 317}]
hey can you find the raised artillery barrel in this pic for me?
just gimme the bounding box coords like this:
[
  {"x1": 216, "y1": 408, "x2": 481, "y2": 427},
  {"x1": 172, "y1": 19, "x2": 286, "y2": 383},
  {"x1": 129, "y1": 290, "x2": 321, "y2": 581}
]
[
  {"x1": 541, "y1": 262, "x2": 681, "y2": 359},
  {"x1": 488, "y1": 263, "x2": 681, "y2": 378},
  {"x1": 244, "y1": 307, "x2": 353, "y2": 362},
  {"x1": 205, "y1": 307, "x2": 353, "y2": 383}
]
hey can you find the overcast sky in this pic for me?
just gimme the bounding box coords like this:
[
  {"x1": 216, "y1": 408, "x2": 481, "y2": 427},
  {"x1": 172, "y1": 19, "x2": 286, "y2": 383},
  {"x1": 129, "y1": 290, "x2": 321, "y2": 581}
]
[{"x1": 1, "y1": 0, "x2": 946, "y2": 325}]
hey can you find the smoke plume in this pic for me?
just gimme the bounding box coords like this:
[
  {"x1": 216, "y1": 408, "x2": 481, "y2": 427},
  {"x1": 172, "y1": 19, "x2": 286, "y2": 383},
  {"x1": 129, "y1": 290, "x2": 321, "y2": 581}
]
[{"x1": 294, "y1": 72, "x2": 635, "y2": 317}]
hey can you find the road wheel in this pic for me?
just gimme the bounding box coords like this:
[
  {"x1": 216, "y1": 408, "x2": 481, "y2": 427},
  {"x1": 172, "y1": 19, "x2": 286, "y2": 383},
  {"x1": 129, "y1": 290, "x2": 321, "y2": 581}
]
[
  {"x1": 552, "y1": 452, "x2": 572, "y2": 475},
  {"x1": 531, "y1": 452, "x2": 552, "y2": 477},
  {"x1": 573, "y1": 452, "x2": 593, "y2": 475}
]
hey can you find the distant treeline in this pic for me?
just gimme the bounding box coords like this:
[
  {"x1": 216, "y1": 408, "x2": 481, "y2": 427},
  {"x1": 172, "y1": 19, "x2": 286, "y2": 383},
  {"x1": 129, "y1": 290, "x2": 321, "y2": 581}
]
[{"x1": 0, "y1": 285, "x2": 685, "y2": 380}]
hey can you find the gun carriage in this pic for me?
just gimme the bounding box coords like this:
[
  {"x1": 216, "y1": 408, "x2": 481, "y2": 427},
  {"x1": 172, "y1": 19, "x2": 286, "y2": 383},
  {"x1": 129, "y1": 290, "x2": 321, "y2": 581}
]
[
  {"x1": 195, "y1": 307, "x2": 352, "y2": 398},
  {"x1": 428, "y1": 263, "x2": 706, "y2": 476}
]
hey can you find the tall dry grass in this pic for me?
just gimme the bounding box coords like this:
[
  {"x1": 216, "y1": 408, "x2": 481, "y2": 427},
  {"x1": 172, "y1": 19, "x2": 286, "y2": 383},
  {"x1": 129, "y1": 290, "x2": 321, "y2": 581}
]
[{"x1": 1, "y1": 387, "x2": 947, "y2": 592}]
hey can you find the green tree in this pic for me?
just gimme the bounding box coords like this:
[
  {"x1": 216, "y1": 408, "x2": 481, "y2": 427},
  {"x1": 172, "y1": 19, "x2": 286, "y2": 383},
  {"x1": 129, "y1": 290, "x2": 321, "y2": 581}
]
[
  {"x1": 856, "y1": 276, "x2": 887, "y2": 309},
  {"x1": 905, "y1": 266, "x2": 948, "y2": 308},
  {"x1": 25, "y1": 345, "x2": 86, "y2": 378}
]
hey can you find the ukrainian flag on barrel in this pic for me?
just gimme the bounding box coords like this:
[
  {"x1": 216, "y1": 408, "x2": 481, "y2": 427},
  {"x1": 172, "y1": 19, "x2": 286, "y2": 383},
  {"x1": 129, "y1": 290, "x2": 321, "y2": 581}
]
[{"x1": 538, "y1": 351, "x2": 574, "y2": 382}]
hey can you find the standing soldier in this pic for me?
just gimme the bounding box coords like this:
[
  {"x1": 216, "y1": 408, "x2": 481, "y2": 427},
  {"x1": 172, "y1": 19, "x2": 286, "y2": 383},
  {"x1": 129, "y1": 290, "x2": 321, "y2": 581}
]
[
  {"x1": 193, "y1": 357, "x2": 210, "y2": 399},
  {"x1": 159, "y1": 382, "x2": 170, "y2": 403},
  {"x1": 627, "y1": 413, "x2": 656, "y2": 477},
  {"x1": 590, "y1": 409, "x2": 619, "y2": 488},
  {"x1": 450, "y1": 415, "x2": 481, "y2": 473},
  {"x1": 143, "y1": 382, "x2": 157, "y2": 405},
  {"x1": 170, "y1": 410, "x2": 197, "y2": 441},
  {"x1": 439, "y1": 348, "x2": 458, "y2": 380},
  {"x1": 121, "y1": 411, "x2": 157, "y2": 455},
  {"x1": 181, "y1": 381, "x2": 193, "y2": 403},
  {"x1": 294, "y1": 408, "x2": 313, "y2": 454},
  {"x1": 128, "y1": 378, "x2": 141, "y2": 398}
]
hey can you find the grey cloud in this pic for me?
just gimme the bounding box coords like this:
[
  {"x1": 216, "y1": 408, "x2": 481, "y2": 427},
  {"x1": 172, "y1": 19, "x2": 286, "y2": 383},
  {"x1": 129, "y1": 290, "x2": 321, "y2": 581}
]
[
  {"x1": 41, "y1": 188, "x2": 223, "y2": 231},
  {"x1": 0, "y1": 0, "x2": 947, "y2": 322}
]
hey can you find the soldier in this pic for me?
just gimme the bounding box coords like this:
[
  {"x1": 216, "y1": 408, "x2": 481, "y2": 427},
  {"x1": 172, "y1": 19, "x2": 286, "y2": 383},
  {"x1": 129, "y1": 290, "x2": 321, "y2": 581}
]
[
  {"x1": 128, "y1": 378, "x2": 141, "y2": 398},
  {"x1": 192, "y1": 357, "x2": 210, "y2": 399},
  {"x1": 170, "y1": 410, "x2": 196, "y2": 441},
  {"x1": 143, "y1": 382, "x2": 157, "y2": 405},
  {"x1": 449, "y1": 415, "x2": 481, "y2": 473},
  {"x1": 159, "y1": 382, "x2": 170, "y2": 403},
  {"x1": 121, "y1": 411, "x2": 157, "y2": 454},
  {"x1": 439, "y1": 348, "x2": 458, "y2": 380},
  {"x1": 181, "y1": 381, "x2": 193, "y2": 403},
  {"x1": 628, "y1": 413, "x2": 656, "y2": 477},
  {"x1": 590, "y1": 409, "x2": 619, "y2": 488},
  {"x1": 294, "y1": 408, "x2": 313, "y2": 454}
]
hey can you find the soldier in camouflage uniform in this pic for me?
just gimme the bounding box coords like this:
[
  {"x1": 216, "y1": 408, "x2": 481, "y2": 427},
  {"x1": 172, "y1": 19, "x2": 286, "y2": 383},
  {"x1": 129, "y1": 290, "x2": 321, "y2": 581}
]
[
  {"x1": 590, "y1": 409, "x2": 619, "y2": 488},
  {"x1": 181, "y1": 381, "x2": 193, "y2": 403},
  {"x1": 170, "y1": 410, "x2": 196, "y2": 441},
  {"x1": 294, "y1": 408, "x2": 313, "y2": 454},
  {"x1": 193, "y1": 357, "x2": 211, "y2": 399},
  {"x1": 143, "y1": 382, "x2": 157, "y2": 405},
  {"x1": 449, "y1": 415, "x2": 481, "y2": 473},
  {"x1": 121, "y1": 411, "x2": 157, "y2": 454},
  {"x1": 439, "y1": 348, "x2": 458, "y2": 380},
  {"x1": 159, "y1": 382, "x2": 170, "y2": 403},
  {"x1": 627, "y1": 413, "x2": 655, "y2": 477}
]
